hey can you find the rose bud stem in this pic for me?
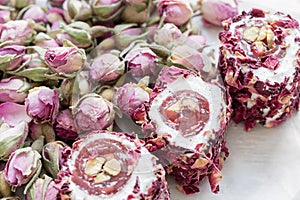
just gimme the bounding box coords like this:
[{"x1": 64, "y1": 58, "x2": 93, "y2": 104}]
[
  {"x1": 31, "y1": 136, "x2": 45, "y2": 154},
  {"x1": 0, "y1": 171, "x2": 11, "y2": 197},
  {"x1": 0, "y1": 5, "x2": 15, "y2": 12},
  {"x1": 0, "y1": 197, "x2": 20, "y2": 200}
]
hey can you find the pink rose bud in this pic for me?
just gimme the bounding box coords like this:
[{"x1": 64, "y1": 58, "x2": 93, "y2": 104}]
[
  {"x1": 46, "y1": 7, "x2": 65, "y2": 26},
  {"x1": 124, "y1": 46, "x2": 159, "y2": 77},
  {"x1": 114, "y1": 25, "x2": 147, "y2": 50},
  {"x1": 114, "y1": 82, "x2": 149, "y2": 122},
  {"x1": 184, "y1": 35, "x2": 206, "y2": 50},
  {"x1": 0, "y1": 0, "x2": 8, "y2": 5},
  {"x1": 4, "y1": 147, "x2": 42, "y2": 187},
  {"x1": 25, "y1": 175, "x2": 59, "y2": 200},
  {"x1": 73, "y1": 94, "x2": 115, "y2": 134},
  {"x1": 66, "y1": 0, "x2": 92, "y2": 21},
  {"x1": 157, "y1": 0, "x2": 193, "y2": 26},
  {"x1": 10, "y1": 0, "x2": 35, "y2": 9},
  {"x1": 200, "y1": 0, "x2": 238, "y2": 26},
  {"x1": 44, "y1": 46, "x2": 86, "y2": 75},
  {"x1": 33, "y1": 33, "x2": 59, "y2": 48},
  {"x1": 0, "y1": 45, "x2": 26, "y2": 71},
  {"x1": 153, "y1": 23, "x2": 183, "y2": 49},
  {"x1": 57, "y1": 22, "x2": 93, "y2": 49},
  {"x1": 146, "y1": 23, "x2": 159, "y2": 42},
  {"x1": 20, "y1": 5, "x2": 46, "y2": 23},
  {"x1": 0, "y1": 20, "x2": 35, "y2": 45},
  {"x1": 169, "y1": 45, "x2": 204, "y2": 72},
  {"x1": 0, "y1": 10, "x2": 10, "y2": 23},
  {"x1": 89, "y1": 53, "x2": 124, "y2": 82},
  {"x1": 0, "y1": 121, "x2": 28, "y2": 160},
  {"x1": 91, "y1": 0, "x2": 124, "y2": 21},
  {"x1": 0, "y1": 77, "x2": 30, "y2": 103},
  {"x1": 55, "y1": 109, "x2": 78, "y2": 142},
  {"x1": 25, "y1": 86, "x2": 60, "y2": 124},
  {"x1": 42, "y1": 141, "x2": 67, "y2": 178},
  {"x1": 0, "y1": 102, "x2": 31, "y2": 127}
]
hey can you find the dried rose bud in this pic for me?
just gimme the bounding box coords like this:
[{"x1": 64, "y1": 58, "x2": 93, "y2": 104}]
[
  {"x1": 89, "y1": 53, "x2": 124, "y2": 82},
  {"x1": 22, "y1": 53, "x2": 48, "y2": 69},
  {"x1": 0, "y1": 170, "x2": 11, "y2": 197},
  {"x1": 25, "y1": 174, "x2": 59, "y2": 200},
  {"x1": 4, "y1": 147, "x2": 42, "y2": 187},
  {"x1": 153, "y1": 23, "x2": 183, "y2": 49},
  {"x1": 124, "y1": 46, "x2": 159, "y2": 78},
  {"x1": 42, "y1": 141, "x2": 67, "y2": 178},
  {"x1": 69, "y1": 71, "x2": 92, "y2": 107},
  {"x1": 0, "y1": 45, "x2": 26, "y2": 71},
  {"x1": 0, "y1": 10, "x2": 10, "y2": 23},
  {"x1": 157, "y1": 0, "x2": 193, "y2": 26},
  {"x1": 25, "y1": 86, "x2": 60, "y2": 124},
  {"x1": 99, "y1": 87, "x2": 114, "y2": 102},
  {"x1": 44, "y1": 45, "x2": 86, "y2": 75},
  {"x1": 0, "y1": 20, "x2": 35, "y2": 45},
  {"x1": 72, "y1": 94, "x2": 115, "y2": 134},
  {"x1": 57, "y1": 22, "x2": 93, "y2": 49},
  {"x1": 0, "y1": 121, "x2": 28, "y2": 161},
  {"x1": 0, "y1": 77, "x2": 30, "y2": 103},
  {"x1": 19, "y1": 5, "x2": 46, "y2": 23},
  {"x1": 90, "y1": 0, "x2": 124, "y2": 21},
  {"x1": 46, "y1": 7, "x2": 65, "y2": 30},
  {"x1": 55, "y1": 109, "x2": 78, "y2": 142},
  {"x1": 114, "y1": 24, "x2": 148, "y2": 50},
  {"x1": 29, "y1": 122, "x2": 56, "y2": 143},
  {"x1": 0, "y1": 102, "x2": 31, "y2": 127},
  {"x1": 66, "y1": 0, "x2": 92, "y2": 21},
  {"x1": 59, "y1": 78, "x2": 73, "y2": 106},
  {"x1": 114, "y1": 82, "x2": 149, "y2": 123},
  {"x1": 200, "y1": 0, "x2": 238, "y2": 26},
  {"x1": 121, "y1": 0, "x2": 152, "y2": 23},
  {"x1": 0, "y1": 0, "x2": 8, "y2": 5},
  {"x1": 169, "y1": 45, "x2": 204, "y2": 72},
  {"x1": 10, "y1": 0, "x2": 35, "y2": 9},
  {"x1": 184, "y1": 35, "x2": 206, "y2": 50},
  {"x1": 33, "y1": 33, "x2": 59, "y2": 48}
]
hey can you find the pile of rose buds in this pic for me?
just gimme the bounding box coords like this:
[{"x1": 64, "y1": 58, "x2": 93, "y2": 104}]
[{"x1": 6, "y1": 0, "x2": 297, "y2": 199}]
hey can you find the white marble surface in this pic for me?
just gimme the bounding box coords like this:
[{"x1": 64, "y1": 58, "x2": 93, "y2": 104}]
[{"x1": 170, "y1": 0, "x2": 300, "y2": 200}]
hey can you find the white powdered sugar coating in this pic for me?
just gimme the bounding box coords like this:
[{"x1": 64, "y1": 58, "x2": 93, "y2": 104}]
[
  {"x1": 68, "y1": 133, "x2": 163, "y2": 200},
  {"x1": 228, "y1": 13, "x2": 300, "y2": 84},
  {"x1": 149, "y1": 76, "x2": 227, "y2": 150}
]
